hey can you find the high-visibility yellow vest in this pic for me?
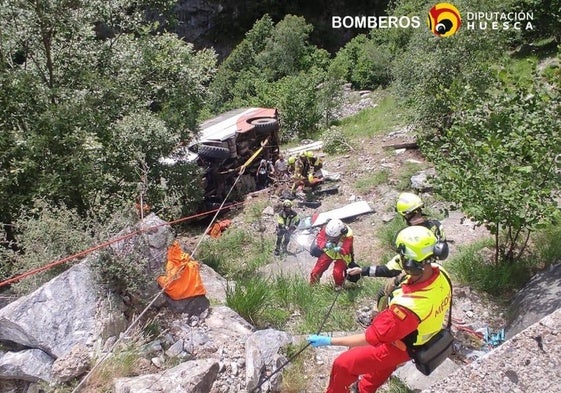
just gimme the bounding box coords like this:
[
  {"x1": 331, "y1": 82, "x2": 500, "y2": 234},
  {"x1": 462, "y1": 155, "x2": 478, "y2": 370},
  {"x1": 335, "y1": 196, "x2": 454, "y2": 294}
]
[
  {"x1": 389, "y1": 265, "x2": 451, "y2": 346},
  {"x1": 324, "y1": 228, "x2": 354, "y2": 264}
]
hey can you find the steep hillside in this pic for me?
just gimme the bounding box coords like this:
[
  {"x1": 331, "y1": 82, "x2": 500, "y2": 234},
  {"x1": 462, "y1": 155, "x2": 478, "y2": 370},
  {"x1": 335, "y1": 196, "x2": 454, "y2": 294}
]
[{"x1": 172, "y1": 0, "x2": 388, "y2": 58}]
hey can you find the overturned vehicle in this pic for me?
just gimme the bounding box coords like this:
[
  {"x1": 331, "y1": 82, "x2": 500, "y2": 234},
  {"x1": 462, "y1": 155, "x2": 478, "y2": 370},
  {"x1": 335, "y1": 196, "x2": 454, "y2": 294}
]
[{"x1": 182, "y1": 108, "x2": 280, "y2": 206}]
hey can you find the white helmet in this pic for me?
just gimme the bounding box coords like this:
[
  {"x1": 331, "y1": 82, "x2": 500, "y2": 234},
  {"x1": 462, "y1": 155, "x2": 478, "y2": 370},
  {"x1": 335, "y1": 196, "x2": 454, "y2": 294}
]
[{"x1": 325, "y1": 219, "x2": 347, "y2": 238}]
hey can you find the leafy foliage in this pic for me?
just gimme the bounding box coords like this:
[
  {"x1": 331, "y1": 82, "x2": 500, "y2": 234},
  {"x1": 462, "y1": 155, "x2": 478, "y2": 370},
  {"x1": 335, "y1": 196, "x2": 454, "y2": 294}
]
[
  {"x1": 0, "y1": 0, "x2": 217, "y2": 241},
  {"x1": 257, "y1": 69, "x2": 326, "y2": 140},
  {"x1": 447, "y1": 240, "x2": 536, "y2": 295},
  {"x1": 206, "y1": 14, "x2": 337, "y2": 140},
  {"x1": 0, "y1": 200, "x2": 97, "y2": 293},
  {"x1": 510, "y1": 0, "x2": 561, "y2": 43},
  {"x1": 206, "y1": 15, "x2": 275, "y2": 112},
  {"x1": 330, "y1": 34, "x2": 392, "y2": 89},
  {"x1": 531, "y1": 211, "x2": 561, "y2": 264},
  {"x1": 321, "y1": 126, "x2": 353, "y2": 154},
  {"x1": 391, "y1": 0, "x2": 512, "y2": 134},
  {"x1": 426, "y1": 77, "x2": 561, "y2": 263}
]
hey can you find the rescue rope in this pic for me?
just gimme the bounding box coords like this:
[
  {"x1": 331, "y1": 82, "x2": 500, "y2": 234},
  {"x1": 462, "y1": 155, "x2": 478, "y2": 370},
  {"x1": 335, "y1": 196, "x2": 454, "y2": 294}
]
[
  {"x1": 71, "y1": 165, "x2": 255, "y2": 393},
  {"x1": 0, "y1": 201, "x2": 246, "y2": 289},
  {"x1": 250, "y1": 289, "x2": 342, "y2": 393},
  {"x1": 4, "y1": 141, "x2": 273, "y2": 392}
]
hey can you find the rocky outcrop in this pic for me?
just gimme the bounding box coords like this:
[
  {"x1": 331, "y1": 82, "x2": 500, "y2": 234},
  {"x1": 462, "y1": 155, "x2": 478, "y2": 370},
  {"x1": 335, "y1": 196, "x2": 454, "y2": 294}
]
[
  {"x1": 506, "y1": 262, "x2": 561, "y2": 338},
  {"x1": 0, "y1": 214, "x2": 294, "y2": 393},
  {"x1": 422, "y1": 307, "x2": 561, "y2": 393},
  {"x1": 169, "y1": 1, "x2": 388, "y2": 58},
  {"x1": 1, "y1": 210, "x2": 560, "y2": 393},
  {"x1": 114, "y1": 358, "x2": 220, "y2": 392},
  {"x1": 0, "y1": 261, "x2": 107, "y2": 359},
  {"x1": 0, "y1": 214, "x2": 173, "y2": 388}
]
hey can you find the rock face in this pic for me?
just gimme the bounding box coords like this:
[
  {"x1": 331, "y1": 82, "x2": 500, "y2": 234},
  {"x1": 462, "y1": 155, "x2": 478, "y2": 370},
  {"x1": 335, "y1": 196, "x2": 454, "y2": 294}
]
[
  {"x1": 170, "y1": 0, "x2": 388, "y2": 58},
  {"x1": 0, "y1": 261, "x2": 102, "y2": 359},
  {"x1": 0, "y1": 214, "x2": 295, "y2": 393},
  {"x1": 506, "y1": 262, "x2": 561, "y2": 338},
  {"x1": 422, "y1": 308, "x2": 561, "y2": 393},
  {"x1": 114, "y1": 359, "x2": 220, "y2": 393},
  {"x1": 0, "y1": 214, "x2": 173, "y2": 388}
]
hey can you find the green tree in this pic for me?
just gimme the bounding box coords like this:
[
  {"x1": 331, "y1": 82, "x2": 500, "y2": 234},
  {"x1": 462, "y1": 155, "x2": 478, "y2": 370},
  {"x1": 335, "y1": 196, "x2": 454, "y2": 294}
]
[
  {"x1": 391, "y1": 26, "x2": 506, "y2": 134},
  {"x1": 390, "y1": 0, "x2": 515, "y2": 135},
  {"x1": 330, "y1": 34, "x2": 392, "y2": 89},
  {"x1": 206, "y1": 14, "x2": 275, "y2": 112},
  {"x1": 255, "y1": 14, "x2": 322, "y2": 80},
  {"x1": 426, "y1": 78, "x2": 561, "y2": 263},
  {"x1": 207, "y1": 14, "x2": 333, "y2": 139},
  {"x1": 511, "y1": 0, "x2": 561, "y2": 43},
  {"x1": 257, "y1": 69, "x2": 326, "y2": 140},
  {"x1": 0, "y1": 0, "x2": 216, "y2": 249}
]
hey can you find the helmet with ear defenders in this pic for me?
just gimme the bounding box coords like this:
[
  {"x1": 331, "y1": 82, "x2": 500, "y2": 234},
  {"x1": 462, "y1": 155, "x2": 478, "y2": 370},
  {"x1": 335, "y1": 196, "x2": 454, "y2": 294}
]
[
  {"x1": 395, "y1": 226, "x2": 437, "y2": 261},
  {"x1": 433, "y1": 241, "x2": 449, "y2": 260},
  {"x1": 395, "y1": 226, "x2": 437, "y2": 274}
]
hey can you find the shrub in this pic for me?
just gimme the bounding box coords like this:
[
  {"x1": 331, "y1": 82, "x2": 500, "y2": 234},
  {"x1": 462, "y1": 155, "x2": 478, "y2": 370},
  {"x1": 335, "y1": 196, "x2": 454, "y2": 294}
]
[
  {"x1": 330, "y1": 34, "x2": 392, "y2": 89},
  {"x1": 226, "y1": 276, "x2": 270, "y2": 327},
  {"x1": 6, "y1": 200, "x2": 96, "y2": 294},
  {"x1": 321, "y1": 126, "x2": 353, "y2": 154},
  {"x1": 446, "y1": 239, "x2": 538, "y2": 295}
]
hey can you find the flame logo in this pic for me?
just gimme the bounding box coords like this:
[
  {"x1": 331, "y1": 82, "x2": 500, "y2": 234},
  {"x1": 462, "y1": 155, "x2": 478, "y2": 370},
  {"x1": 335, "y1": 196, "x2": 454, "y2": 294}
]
[{"x1": 427, "y1": 3, "x2": 462, "y2": 37}]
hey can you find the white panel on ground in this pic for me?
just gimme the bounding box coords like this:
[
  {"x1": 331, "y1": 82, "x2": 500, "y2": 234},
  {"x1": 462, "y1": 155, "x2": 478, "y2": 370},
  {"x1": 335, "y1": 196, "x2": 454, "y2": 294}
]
[{"x1": 297, "y1": 200, "x2": 373, "y2": 229}]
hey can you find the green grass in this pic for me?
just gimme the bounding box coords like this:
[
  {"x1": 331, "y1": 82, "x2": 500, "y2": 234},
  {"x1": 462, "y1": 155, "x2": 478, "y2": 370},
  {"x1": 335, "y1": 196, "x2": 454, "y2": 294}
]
[
  {"x1": 197, "y1": 227, "x2": 274, "y2": 278},
  {"x1": 354, "y1": 169, "x2": 390, "y2": 194},
  {"x1": 395, "y1": 161, "x2": 428, "y2": 191},
  {"x1": 445, "y1": 238, "x2": 537, "y2": 296},
  {"x1": 376, "y1": 217, "x2": 406, "y2": 251},
  {"x1": 386, "y1": 376, "x2": 413, "y2": 393},
  {"x1": 280, "y1": 343, "x2": 312, "y2": 393},
  {"x1": 337, "y1": 92, "x2": 408, "y2": 139},
  {"x1": 532, "y1": 218, "x2": 561, "y2": 265},
  {"x1": 226, "y1": 270, "x2": 384, "y2": 333}
]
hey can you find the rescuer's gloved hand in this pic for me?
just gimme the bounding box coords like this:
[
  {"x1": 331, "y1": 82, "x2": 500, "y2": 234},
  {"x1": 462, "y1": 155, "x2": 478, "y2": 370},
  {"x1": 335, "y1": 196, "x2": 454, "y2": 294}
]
[
  {"x1": 332, "y1": 246, "x2": 341, "y2": 253},
  {"x1": 325, "y1": 241, "x2": 334, "y2": 249},
  {"x1": 307, "y1": 335, "x2": 332, "y2": 347}
]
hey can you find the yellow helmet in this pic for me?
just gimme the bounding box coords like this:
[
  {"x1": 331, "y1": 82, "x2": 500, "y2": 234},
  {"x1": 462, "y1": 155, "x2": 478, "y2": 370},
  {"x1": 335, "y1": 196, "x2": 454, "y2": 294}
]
[
  {"x1": 288, "y1": 156, "x2": 297, "y2": 165},
  {"x1": 395, "y1": 225, "x2": 437, "y2": 262},
  {"x1": 302, "y1": 151, "x2": 314, "y2": 158},
  {"x1": 283, "y1": 199, "x2": 292, "y2": 208},
  {"x1": 395, "y1": 192, "x2": 424, "y2": 216}
]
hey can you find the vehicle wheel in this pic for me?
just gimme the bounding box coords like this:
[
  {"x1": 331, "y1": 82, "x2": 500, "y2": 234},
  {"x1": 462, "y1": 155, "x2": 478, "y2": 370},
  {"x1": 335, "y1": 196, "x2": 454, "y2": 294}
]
[
  {"x1": 250, "y1": 118, "x2": 279, "y2": 134},
  {"x1": 198, "y1": 144, "x2": 231, "y2": 159}
]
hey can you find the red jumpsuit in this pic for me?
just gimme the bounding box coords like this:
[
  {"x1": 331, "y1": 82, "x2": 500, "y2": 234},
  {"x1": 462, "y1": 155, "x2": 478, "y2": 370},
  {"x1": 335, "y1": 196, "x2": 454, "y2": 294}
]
[
  {"x1": 310, "y1": 225, "x2": 353, "y2": 286},
  {"x1": 326, "y1": 266, "x2": 450, "y2": 392}
]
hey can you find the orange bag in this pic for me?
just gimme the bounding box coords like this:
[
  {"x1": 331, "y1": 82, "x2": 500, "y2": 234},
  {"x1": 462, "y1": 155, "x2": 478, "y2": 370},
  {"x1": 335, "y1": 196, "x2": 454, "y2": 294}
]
[
  {"x1": 156, "y1": 241, "x2": 206, "y2": 300},
  {"x1": 206, "y1": 219, "x2": 232, "y2": 238}
]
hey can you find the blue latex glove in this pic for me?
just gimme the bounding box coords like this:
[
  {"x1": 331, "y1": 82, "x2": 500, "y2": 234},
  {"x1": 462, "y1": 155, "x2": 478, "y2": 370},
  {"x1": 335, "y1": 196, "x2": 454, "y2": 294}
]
[
  {"x1": 332, "y1": 246, "x2": 342, "y2": 253},
  {"x1": 307, "y1": 334, "x2": 332, "y2": 347},
  {"x1": 325, "y1": 241, "x2": 333, "y2": 249}
]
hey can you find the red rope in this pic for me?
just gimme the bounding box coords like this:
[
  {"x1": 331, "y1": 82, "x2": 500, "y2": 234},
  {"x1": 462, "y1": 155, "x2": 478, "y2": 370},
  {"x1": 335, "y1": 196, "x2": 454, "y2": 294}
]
[{"x1": 0, "y1": 201, "x2": 246, "y2": 288}]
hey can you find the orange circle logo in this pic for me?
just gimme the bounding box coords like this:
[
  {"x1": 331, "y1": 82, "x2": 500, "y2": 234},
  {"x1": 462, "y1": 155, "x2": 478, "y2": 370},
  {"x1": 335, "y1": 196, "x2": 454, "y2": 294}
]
[{"x1": 427, "y1": 3, "x2": 462, "y2": 37}]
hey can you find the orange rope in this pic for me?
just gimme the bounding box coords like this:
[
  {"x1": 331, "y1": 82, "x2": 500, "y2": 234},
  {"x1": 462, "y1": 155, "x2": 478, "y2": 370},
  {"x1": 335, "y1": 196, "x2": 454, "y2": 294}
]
[{"x1": 0, "y1": 201, "x2": 246, "y2": 288}]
